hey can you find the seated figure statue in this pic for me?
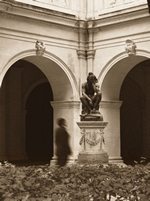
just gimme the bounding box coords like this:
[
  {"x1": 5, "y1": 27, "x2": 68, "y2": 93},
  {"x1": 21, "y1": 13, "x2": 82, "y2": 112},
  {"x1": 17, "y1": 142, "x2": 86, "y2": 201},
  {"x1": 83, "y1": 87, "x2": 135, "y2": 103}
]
[{"x1": 80, "y1": 72, "x2": 103, "y2": 121}]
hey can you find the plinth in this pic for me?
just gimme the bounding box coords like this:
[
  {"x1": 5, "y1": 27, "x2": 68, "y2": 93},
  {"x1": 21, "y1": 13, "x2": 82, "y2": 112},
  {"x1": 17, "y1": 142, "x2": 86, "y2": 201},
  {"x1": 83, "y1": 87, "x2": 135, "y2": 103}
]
[{"x1": 77, "y1": 121, "x2": 108, "y2": 164}]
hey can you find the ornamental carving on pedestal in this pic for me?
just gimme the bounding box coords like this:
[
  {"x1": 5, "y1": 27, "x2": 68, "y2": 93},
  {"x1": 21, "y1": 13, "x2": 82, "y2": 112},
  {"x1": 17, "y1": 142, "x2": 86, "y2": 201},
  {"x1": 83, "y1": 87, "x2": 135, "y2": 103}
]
[
  {"x1": 35, "y1": 40, "x2": 46, "y2": 56},
  {"x1": 125, "y1": 39, "x2": 136, "y2": 56},
  {"x1": 79, "y1": 128, "x2": 105, "y2": 151}
]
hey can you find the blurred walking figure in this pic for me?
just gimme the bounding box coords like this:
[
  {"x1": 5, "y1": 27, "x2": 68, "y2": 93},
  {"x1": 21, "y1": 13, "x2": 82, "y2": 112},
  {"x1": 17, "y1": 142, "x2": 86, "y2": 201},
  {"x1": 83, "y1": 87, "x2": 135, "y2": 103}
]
[{"x1": 55, "y1": 118, "x2": 72, "y2": 167}]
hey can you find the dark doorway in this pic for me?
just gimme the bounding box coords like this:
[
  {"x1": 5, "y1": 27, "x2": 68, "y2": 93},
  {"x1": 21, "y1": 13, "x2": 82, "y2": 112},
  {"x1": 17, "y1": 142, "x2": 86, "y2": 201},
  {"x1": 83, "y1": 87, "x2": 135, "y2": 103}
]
[
  {"x1": 120, "y1": 64, "x2": 145, "y2": 165},
  {"x1": 25, "y1": 82, "x2": 53, "y2": 162}
]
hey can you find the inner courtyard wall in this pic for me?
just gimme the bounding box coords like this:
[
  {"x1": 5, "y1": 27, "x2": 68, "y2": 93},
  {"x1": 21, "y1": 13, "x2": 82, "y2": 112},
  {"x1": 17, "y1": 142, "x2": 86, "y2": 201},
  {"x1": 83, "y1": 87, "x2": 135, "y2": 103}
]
[{"x1": 0, "y1": 0, "x2": 150, "y2": 163}]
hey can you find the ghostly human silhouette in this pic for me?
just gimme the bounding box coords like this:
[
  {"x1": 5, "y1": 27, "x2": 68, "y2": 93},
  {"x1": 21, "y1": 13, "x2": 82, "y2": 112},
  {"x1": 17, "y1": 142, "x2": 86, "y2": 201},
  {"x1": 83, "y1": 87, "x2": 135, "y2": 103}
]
[{"x1": 55, "y1": 118, "x2": 72, "y2": 167}]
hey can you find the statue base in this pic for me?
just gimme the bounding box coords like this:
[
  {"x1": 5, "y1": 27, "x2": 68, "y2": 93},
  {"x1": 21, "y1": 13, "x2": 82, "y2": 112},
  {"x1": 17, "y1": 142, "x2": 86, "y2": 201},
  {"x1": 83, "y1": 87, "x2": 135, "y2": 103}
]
[
  {"x1": 78, "y1": 151, "x2": 108, "y2": 164},
  {"x1": 80, "y1": 112, "x2": 103, "y2": 121},
  {"x1": 77, "y1": 121, "x2": 109, "y2": 164}
]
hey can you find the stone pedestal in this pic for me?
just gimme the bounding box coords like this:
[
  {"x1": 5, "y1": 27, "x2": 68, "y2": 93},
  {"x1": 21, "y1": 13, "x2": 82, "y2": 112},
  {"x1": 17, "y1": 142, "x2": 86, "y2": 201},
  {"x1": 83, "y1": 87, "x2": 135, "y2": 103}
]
[{"x1": 77, "y1": 121, "x2": 108, "y2": 164}]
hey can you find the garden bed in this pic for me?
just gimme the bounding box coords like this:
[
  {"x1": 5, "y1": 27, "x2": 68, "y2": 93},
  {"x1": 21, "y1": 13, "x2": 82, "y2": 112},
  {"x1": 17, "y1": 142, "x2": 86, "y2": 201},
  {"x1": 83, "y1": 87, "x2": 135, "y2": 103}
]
[{"x1": 0, "y1": 161, "x2": 150, "y2": 201}]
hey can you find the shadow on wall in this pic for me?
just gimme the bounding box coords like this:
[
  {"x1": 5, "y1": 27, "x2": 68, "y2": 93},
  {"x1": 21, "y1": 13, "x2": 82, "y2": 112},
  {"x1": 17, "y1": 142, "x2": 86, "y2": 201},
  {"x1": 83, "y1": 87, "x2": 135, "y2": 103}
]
[{"x1": 25, "y1": 82, "x2": 53, "y2": 162}]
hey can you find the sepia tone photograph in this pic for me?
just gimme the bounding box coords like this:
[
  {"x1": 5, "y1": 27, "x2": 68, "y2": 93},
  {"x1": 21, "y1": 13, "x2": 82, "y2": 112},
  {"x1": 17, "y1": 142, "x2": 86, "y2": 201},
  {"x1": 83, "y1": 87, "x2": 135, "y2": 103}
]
[{"x1": 0, "y1": 0, "x2": 150, "y2": 200}]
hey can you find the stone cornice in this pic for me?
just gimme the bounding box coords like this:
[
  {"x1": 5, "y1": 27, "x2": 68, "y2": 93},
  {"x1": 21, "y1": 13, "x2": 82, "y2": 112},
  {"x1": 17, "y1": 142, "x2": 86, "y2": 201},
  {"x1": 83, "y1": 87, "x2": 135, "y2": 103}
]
[
  {"x1": 87, "y1": 5, "x2": 150, "y2": 31},
  {"x1": 0, "y1": 1, "x2": 78, "y2": 30},
  {"x1": 100, "y1": 100, "x2": 123, "y2": 109},
  {"x1": 76, "y1": 50, "x2": 87, "y2": 59},
  {"x1": 76, "y1": 50, "x2": 96, "y2": 60},
  {"x1": 0, "y1": 1, "x2": 149, "y2": 32},
  {"x1": 95, "y1": 5, "x2": 150, "y2": 29},
  {"x1": 50, "y1": 100, "x2": 80, "y2": 109},
  {"x1": 1, "y1": 0, "x2": 149, "y2": 62},
  {"x1": 76, "y1": 121, "x2": 108, "y2": 129},
  {"x1": 1, "y1": 0, "x2": 75, "y2": 17},
  {"x1": 87, "y1": 50, "x2": 96, "y2": 60},
  {"x1": 76, "y1": 20, "x2": 87, "y2": 30},
  {"x1": 98, "y1": 3, "x2": 148, "y2": 18}
]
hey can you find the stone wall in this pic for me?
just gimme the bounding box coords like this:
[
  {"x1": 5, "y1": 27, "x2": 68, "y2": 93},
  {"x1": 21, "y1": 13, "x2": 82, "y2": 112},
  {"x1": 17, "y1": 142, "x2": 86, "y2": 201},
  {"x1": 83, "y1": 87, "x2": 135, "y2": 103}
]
[{"x1": 0, "y1": 0, "x2": 150, "y2": 163}]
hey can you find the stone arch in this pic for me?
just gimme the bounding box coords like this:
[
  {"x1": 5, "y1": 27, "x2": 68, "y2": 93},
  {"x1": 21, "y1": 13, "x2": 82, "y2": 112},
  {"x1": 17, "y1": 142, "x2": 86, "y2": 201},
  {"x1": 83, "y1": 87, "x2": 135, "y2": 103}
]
[
  {"x1": 97, "y1": 49, "x2": 150, "y2": 164},
  {"x1": 0, "y1": 49, "x2": 80, "y2": 163},
  {"x1": 0, "y1": 49, "x2": 79, "y2": 100},
  {"x1": 98, "y1": 49, "x2": 150, "y2": 101}
]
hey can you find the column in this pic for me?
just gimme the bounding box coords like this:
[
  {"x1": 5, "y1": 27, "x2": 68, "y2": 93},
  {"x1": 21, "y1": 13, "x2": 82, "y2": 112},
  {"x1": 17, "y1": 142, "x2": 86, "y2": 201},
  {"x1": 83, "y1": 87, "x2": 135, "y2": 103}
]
[
  {"x1": 76, "y1": 20, "x2": 88, "y2": 95},
  {"x1": 87, "y1": 20, "x2": 96, "y2": 73},
  {"x1": 50, "y1": 100, "x2": 80, "y2": 166},
  {"x1": 100, "y1": 100, "x2": 123, "y2": 163},
  {"x1": 0, "y1": 82, "x2": 7, "y2": 161}
]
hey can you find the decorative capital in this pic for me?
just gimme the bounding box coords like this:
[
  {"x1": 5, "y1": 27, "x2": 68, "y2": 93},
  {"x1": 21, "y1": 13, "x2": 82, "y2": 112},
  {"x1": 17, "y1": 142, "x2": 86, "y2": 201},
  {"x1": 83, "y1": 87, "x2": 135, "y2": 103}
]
[
  {"x1": 35, "y1": 40, "x2": 46, "y2": 56},
  {"x1": 76, "y1": 50, "x2": 87, "y2": 59},
  {"x1": 125, "y1": 39, "x2": 136, "y2": 56},
  {"x1": 87, "y1": 50, "x2": 96, "y2": 60},
  {"x1": 87, "y1": 20, "x2": 96, "y2": 30},
  {"x1": 76, "y1": 20, "x2": 87, "y2": 29}
]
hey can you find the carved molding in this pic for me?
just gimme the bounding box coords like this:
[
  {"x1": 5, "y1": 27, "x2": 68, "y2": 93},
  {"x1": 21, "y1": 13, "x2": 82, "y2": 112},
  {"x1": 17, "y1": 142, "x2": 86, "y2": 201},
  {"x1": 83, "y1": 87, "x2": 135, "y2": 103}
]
[
  {"x1": 77, "y1": 50, "x2": 96, "y2": 60},
  {"x1": 50, "y1": 100, "x2": 80, "y2": 109},
  {"x1": 97, "y1": 4, "x2": 148, "y2": 28},
  {"x1": 78, "y1": 127, "x2": 106, "y2": 152},
  {"x1": 125, "y1": 39, "x2": 136, "y2": 56},
  {"x1": 76, "y1": 50, "x2": 87, "y2": 59},
  {"x1": 33, "y1": 0, "x2": 70, "y2": 8},
  {"x1": 100, "y1": 100, "x2": 123, "y2": 109},
  {"x1": 76, "y1": 121, "x2": 108, "y2": 129},
  {"x1": 35, "y1": 40, "x2": 46, "y2": 56},
  {"x1": 87, "y1": 20, "x2": 96, "y2": 30},
  {"x1": 87, "y1": 50, "x2": 96, "y2": 60}
]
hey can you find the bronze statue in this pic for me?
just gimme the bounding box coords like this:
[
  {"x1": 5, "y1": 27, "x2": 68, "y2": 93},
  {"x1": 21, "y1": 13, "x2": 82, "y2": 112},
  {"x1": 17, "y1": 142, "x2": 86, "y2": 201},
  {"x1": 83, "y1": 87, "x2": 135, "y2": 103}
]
[{"x1": 80, "y1": 72, "x2": 103, "y2": 121}]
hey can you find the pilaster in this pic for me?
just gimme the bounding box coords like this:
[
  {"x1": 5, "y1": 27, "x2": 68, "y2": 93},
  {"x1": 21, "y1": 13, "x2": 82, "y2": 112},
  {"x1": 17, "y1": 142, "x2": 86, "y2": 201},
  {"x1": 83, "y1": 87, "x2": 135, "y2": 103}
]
[
  {"x1": 50, "y1": 100, "x2": 80, "y2": 166},
  {"x1": 76, "y1": 20, "x2": 88, "y2": 95},
  {"x1": 0, "y1": 82, "x2": 7, "y2": 161},
  {"x1": 100, "y1": 100, "x2": 123, "y2": 164},
  {"x1": 87, "y1": 20, "x2": 96, "y2": 73}
]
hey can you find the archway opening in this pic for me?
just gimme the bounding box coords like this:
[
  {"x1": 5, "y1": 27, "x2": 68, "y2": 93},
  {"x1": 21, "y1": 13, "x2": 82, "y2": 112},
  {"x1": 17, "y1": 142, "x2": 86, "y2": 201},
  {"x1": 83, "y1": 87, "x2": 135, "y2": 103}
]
[
  {"x1": 100, "y1": 54, "x2": 149, "y2": 164},
  {"x1": 1, "y1": 59, "x2": 54, "y2": 165},
  {"x1": 120, "y1": 60, "x2": 150, "y2": 165},
  {"x1": 25, "y1": 82, "x2": 53, "y2": 162}
]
